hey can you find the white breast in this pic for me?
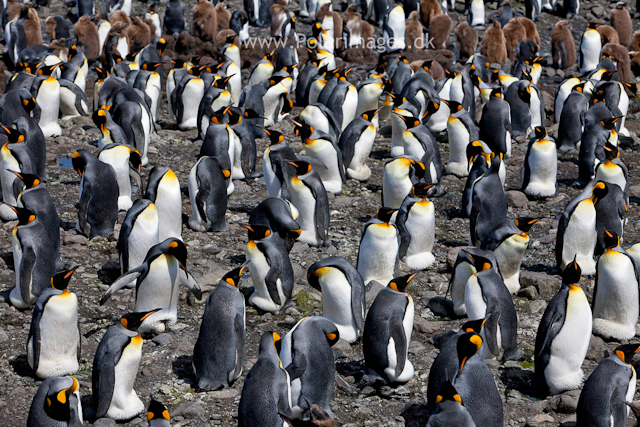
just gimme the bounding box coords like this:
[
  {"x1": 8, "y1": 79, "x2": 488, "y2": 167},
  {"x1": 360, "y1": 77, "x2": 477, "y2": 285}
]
[
  {"x1": 318, "y1": 268, "x2": 359, "y2": 342},
  {"x1": 562, "y1": 199, "x2": 597, "y2": 274},
  {"x1": 357, "y1": 223, "x2": 398, "y2": 286},
  {"x1": 289, "y1": 177, "x2": 320, "y2": 245}
]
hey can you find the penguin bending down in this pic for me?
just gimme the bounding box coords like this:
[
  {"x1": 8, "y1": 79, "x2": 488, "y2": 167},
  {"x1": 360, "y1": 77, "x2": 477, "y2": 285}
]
[
  {"x1": 555, "y1": 181, "x2": 608, "y2": 275},
  {"x1": 188, "y1": 156, "x2": 230, "y2": 232},
  {"x1": 193, "y1": 264, "x2": 247, "y2": 391},
  {"x1": 363, "y1": 273, "x2": 416, "y2": 384},
  {"x1": 144, "y1": 167, "x2": 182, "y2": 241},
  {"x1": 397, "y1": 183, "x2": 436, "y2": 270},
  {"x1": 426, "y1": 381, "x2": 476, "y2": 427},
  {"x1": 249, "y1": 197, "x2": 301, "y2": 253},
  {"x1": 238, "y1": 332, "x2": 295, "y2": 427},
  {"x1": 72, "y1": 150, "x2": 119, "y2": 239},
  {"x1": 576, "y1": 343, "x2": 640, "y2": 426},
  {"x1": 481, "y1": 217, "x2": 541, "y2": 294},
  {"x1": 357, "y1": 207, "x2": 399, "y2": 287},
  {"x1": 28, "y1": 268, "x2": 81, "y2": 380},
  {"x1": 27, "y1": 376, "x2": 82, "y2": 427},
  {"x1": 535, "y1": 259, "x2": 592, "y2": 395},
  {"x1": 100, "y1": 239, "x2": 203, "y2": 334},
  {"x1": 280, "y1": 316, "x2": 340, "y2": 419},
  {"x1": 522, "y1": 127, "x2": 557, "y2": 198},
  {"x1": 465, "y1": 254, "x2": 523, "y2": 361},
  {"x1": 287, "y1": 161, "x2": 330, "y2": 247},
  {"x1": 592, "y1": 230, "x2": 640, "y2": 341},
  {"x1": 245, "y1": 224, "x2": 294, "y2": 314},
  {"x1": 307, "y1": 256, "x2": 366, "y2": 343},
  {"x1": 92, "y1": 310, "x2": 161, "y2": 420},
  {"x1": 118, "y1": 199, "x2": 159, "y2": 277}
]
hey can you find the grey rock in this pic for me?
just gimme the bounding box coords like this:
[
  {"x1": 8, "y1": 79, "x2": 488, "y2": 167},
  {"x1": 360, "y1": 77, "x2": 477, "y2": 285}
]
[
  {"x1": 207, "y1": 388, "x2": 239, "y2": 399},
  {"x1": 586, "y1": 335, "x2": 609, "y2": 362},
  {"x1": 506, "y1": 190, "x2": 529, "y2": 208},
  {"x1": 547, "y1": 389, "x2": 580, "y2": 414},
  {"x1": 413, "y1": 316, "x2": 438, "y2": 334},
  {"x1": 152, "y1": 333, "x2": 173, "y2": 346},
  {"x1": 525, "y1": 413, "x2": 554, "y2": 426},
  {"x1": 173, "y1": 402, "x2": 206, "y2": 419},
  {"x1": 518, "y1": 286, "x2": 538, "y2": 300},
  {"x1": 93, "y1": 419, "x2": 117, "y2": 427}
]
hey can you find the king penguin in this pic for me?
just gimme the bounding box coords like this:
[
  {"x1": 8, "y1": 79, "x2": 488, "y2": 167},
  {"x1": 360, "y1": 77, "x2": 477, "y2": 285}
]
[
  {"x1": 478, "y1": 88, "x2": 512, "y2": 158},
  {"x1": 118, "y1": 198, "x2": 159, "y2": 278},
  {"x1": 339, "y1": 109, "x2": 379, "y2": 181},
  {"x1": 470, "y1": 154, "x2": 508, "y2": 247},
  {"x1": 287, "y1": 160, "x2": 329, "y2": 247},
  {"x1": 31, "y1": 64, "x2": 62, "y2": 137},
  {"x1": 280, "y1": 316, "x2": 340, "y2": 419},
  {"x1": 146, "y1": 398, "x2": 171, "y2": 427},
  {"x1": 307, "y1": 256, "x2": 366, "y2": 343},
  {"x1": 522, "y1": 126, "x2": 558, "y2": 198},
  {"x1": 97, "y1": 144, "x2": 142, "y2": 212},
  {"x1": 245, "y1": 224, "x2": 294, "y2": 314},
  {"x1": 92, "y1": 309, "x2": 161, "y2": 420},
  {"x1": 445, "y1": 100, "x2": 479, "y2": 177},
  {"x1": 592, "y1": 230, "x2": 640, "y2": 341},
  {"x1": 100, "y1": 238, "x2": 203, "y2": 334},
  {"x1": 144, "y1": 167, "x2": 182, "y2": 241},
  {"x1": 357, "y1": 207, "x2": 399, "y2": 286},
  {"x1": 397, "y1": 183, "x2": 436, "y2": 270},
  {"x1": 576, "y1": 343, "x2": 640, "y2": 426},
  {"x1": 27, "y1": 376, "x2": 82, "y2": 427},
  {"x1": 193, "y1": 264, "x2": 247, "y2": 391},
  {"x1": 534, "y1": 258, "x2": 592, "y2": 395},
  {"x1": 363, "y1": 273, "x2": 416, "y2": 384},
  {"x1": 27, "y1": 267, "x2": 80, "y2": 380},
  {"x1": 382, "y1": 156, "x2": 425, "y2": 209},
  {"x1": 448, "y1": 248, "x2": 500, "y2": 317},
  {"x1": 579, "y1": 24, "x2": 602, "y2": 75},
  {"x1": 188, "y1": 156, "x2": 230, "y2": 232}
]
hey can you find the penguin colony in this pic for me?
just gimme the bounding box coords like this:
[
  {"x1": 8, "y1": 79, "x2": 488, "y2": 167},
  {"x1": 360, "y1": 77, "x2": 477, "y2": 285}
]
[{"x1": 3, "y1": 0, "x2": 640, "y2": 425}]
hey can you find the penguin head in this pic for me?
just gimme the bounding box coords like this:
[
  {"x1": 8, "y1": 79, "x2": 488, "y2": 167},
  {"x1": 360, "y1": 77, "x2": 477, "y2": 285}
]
[
  {"x1": 614, "y1": 343, "x2": 640, "y2": 364},
  {"x1": 170, "y1": 59, "x2": 188, "y2": 69},
  {"x1": 601, "y1": 71, "x2": 615, "y2": 82},
  {"x1": 95, "y1": 67, "x2": 110, "y2": 80},
  {"x1": 71, "y1": 150, "x2": 89, "y2": 176},
  {"x1": 361, "y1": 109, "x2": 381, "y2": 123},
  {"x1": 442, "y1": 99, "x2": 463, "y2": 115},
  {"x1": 222, "y1": 262, "x2": 249, "y2": 288},
  {"x1": 288, "y1": 160, "x2": 313, "y2": 177},
  {"x1": 37, "y1": 63, "x2": 61, "y2": 77},
  {"x1": 376, "y1": 207, "x2": 397, "y2": 224},
  {"x1": 534, "y1": 126, "x2": 547, "y2": 140},
  {"x1": 444, "y1": 69, "x2": 456, "y2": 80},
  {"x1": 19, "y1": 93, "x2": 37, "y2": 113},
  {"x1": 468, "y1": 254, "x2": 493, "y2": 272},
  {"x1": 460, "y1": 316, "x2": 490, "y2": 333},
  {"x1": 312, "y1": 22, "x2": 324, "y2": 39},
  {"x1": 398, "y1": 114, "x2": 421, "y2": 129},
  {"x1": 51, "y1": 266, "x2": 78, "y2": 292},
  {"x1": 586, "y1": 22, "x2": 599, "y2": 30},
  {"x1": 292, "y1": 120, "x2": 314, "y2": 141},
  {"x1": 210, "y1": 106, "x2": 230, "y2": 124},
  {"x1": 141, "y1": 62, "x2": 162, "y2": 72},
  {"x1": 518, "y1": 83, "x2": 532, "y2": 103},
  {"x1": 0, "y1": 125, "x2": 25, "y2": 144},
  {"x1": 490, "y1": 87, "x2": 503, "y2": 99},
  {"x1": 591, "y1": 181, "x2": 608, "y2": 205},
  {"x1": 603, "y1": 142, "x2": 620, "y2": 161},
  {"x1": 466, "y1": 140, "x2": 490, "y2": 169},
  {"x1": 435, "y1": 381, "x2": 463, "y2": 406},
  {"x1": 411, "y1": 183, "x2": 435, "y2": 199},
  {"x1": 262, "y1": 128, "x2": 285, "y2": 146},
  {"x1": 68, "y1": 45, "x2": 80, "y2": 60},
  {"x1": 92, "y1": 108, "x2": 109, "y2": 130},
  {"x1": 259, "y1": 331, "x2": 282, "y2": 354},
  {"x1": 245, "y1": 224, "x2": 272, "y2": 241},
  {"x1": 456, "y1": 332, "x2": 483, "y2": 370},
  {"x1": 44, "y1": 376, "x2": 79, "y2": 421},
  {"x1": 243, "y1": 108, "x2": 263, "y2": 120},
  {"x1": 600, "y1": 116, "x2": 622, "y2": 131},
  {"x1": 603, "y1": 229, "x2": 620, "y2": 250},
  {"x1": 8, "y1": 205, "x2": 36, "y2": 226},
  {"x1": 573, "y1": 82, "x2": 585, "y2": 93},
  {"x1": 388, "y1": 272, "x2": 417, "y2": 293},
  {"x1": 520, "y1": 69, "x2": 532, "y2": 83},
  {"x1": 164, "y1": 239, "x2": 189, "y2": 270},
  {"x1": 624, "y1": 82, "x2": 639, "y2": 95},
  {"x1": 120, "y1": 308, "x2": 162, "y2": 331},
  {"x1": 514, "y1": 217, "x2": 541, "y2": 236},
  {"x1": 147, "y1": 398, "x2": 170, "y2": 423},
  {"x1": 11, "y1": 171, "x2": 40, "y2": 189},
  {"x1": 190, "y1": 56, "x2": 203, "y2": 66},
  {"x1": 282, "y1": 96, "x2": 294, "y2": 115},
  {"x1": 421, "y1": 60, "x2": 433, "y2": 73},
  {"x1": 128, "y1": 149, "x2": 142, "y2": 173},
  {"x1": 561, "y1": 256, "x2": 582, "y2": 288},
  {"x1": 422, "y1": 99, "x2": 440, "y2": 118},
  {"x1": 157, "y1": 38, "x2": 167, "y2": 56}
]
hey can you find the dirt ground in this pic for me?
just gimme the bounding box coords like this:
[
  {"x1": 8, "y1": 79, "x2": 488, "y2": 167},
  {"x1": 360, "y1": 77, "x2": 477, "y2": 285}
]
[{"x1": 1, "y1": 0, "x2": 640, "y2": 425}]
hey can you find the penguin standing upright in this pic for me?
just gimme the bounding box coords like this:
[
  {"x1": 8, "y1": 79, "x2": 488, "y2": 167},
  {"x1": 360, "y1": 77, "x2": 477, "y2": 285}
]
[
  {"x1": 172, "y1": 67, "x2": 206, "y2": 130},
  {"x1": 287, "y1": 161, "x2": 329, "y2": 247},
  {"x1": 307, "y1": 256, "x2": 366, "y2": 343},
  {"x1": 383, "y1": 4, "x2": 406, "y2": 52},
  {"x1": 92, "y1": 310, "x2": 160, "y2": 421},
  {"x1": 382, "y1": 156, "x2": 425, "y2": 209},
  {"x1": 97, "y1": 144, "x2": 141, "y2": 212},
  {"x1": 452, "y1": 332, "x2": 504, "y2": 426},
  {"x1": 27, "y1": 376, "x2": 82, "y2": 427},
  {"x1": 465, "y1": 254, "x2": 522, "y2": 361},
  {"x1": 535, "y1": 259, "x2": 592, "y2": 395},
  {"x1": 478, "y1": 88, "x2": 512, "y2": 158},
  {"x1": 30, "y1": 64, "x2": 62, "y2": 137},
  {"x1": 144, "y1": 167, "x2": 182, "y2": 241},
  {"x1": 556, "y1": 182, "x2": 608, "y2": 275},
  {"x1": 249, "y1": 197, "x2": 301, "y2": 252},
  {"x1": 397, "y1": 183, "x2": 436, "y2": 270},
  {"x1": 72, "y1": 150, "x2": 119, "y2": 239},
  {"x1": 592, "y1": 230, "x2": 640, "y2": 341},
  {"x1": 100, "y1": 238, "x2": 203, "y2": 334},
  {"x1": 193, "y1": 264, "x2": 247, "y2": 391},
  {"x1": 238, "y1": 332, "x2": 294, "y2": 427},
  {"x1": 580, "y1": 24, "x2": 603, "y2": 75},
  {"x1": 557, "y1": 83, "x2": 588, "y2": 152},
  {"x1": 357, "y1": 208, "x2": 399, "y2": 286},
  {"x1": 576, "y1": 343, "x2": 640, "y2": 426},
  {"x1": 481, "y1": 217, "x2": 540, "y2": 294},
  {"x1": 363, "y1": 273, "x2": 416, "y2": 384},
  {"x1": 522, "y1": 127, "x2": 557, "y2": 198},
  {"x1": 188, "y1": 156, "x2": 229, "y2": 232},
  {"x1": 27, "y1": 268, "x2": 80, "y2": 380},
  {"x1": 118, "y1": 199, "x2": 159, "y2": 276},
  {"x1": 280, "y1": 316, "x2": 340, "y2": 419},
  {"x1": 339, "y1": 109, "x2": 378, "y2": 181},
  {"x1": 245, "y1": 224, "x2": 294, "y2": 314},
  {"x1": 0, "y1": 125, "x2": 36, "y2": 221},
  {"x1": 448, "y1": 248, "x2": 499, "y2": 317},
  {"x1": 445, "y1": 100, "x2": 479, "y2": 177},
  {"x1": 164, "y1": 0, "x2": 185, "y2": 36},
  {"x1": 470, "y1": 155, "x2": 508, "y2": 247}
]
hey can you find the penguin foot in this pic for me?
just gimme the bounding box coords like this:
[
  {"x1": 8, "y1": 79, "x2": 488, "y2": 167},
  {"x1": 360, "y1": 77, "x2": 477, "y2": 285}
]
[
  {"x1": 502, "y1": 348, "x2": 525, "y2": 362},
  {"x1": 592, "y1": 318, "x2": 637, "y2": 341}
]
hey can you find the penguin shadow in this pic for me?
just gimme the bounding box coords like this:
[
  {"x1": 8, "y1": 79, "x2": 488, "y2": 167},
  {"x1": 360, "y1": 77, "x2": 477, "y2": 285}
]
[
  {"x1": 368, "y1": 149, "x2": 388, "y2": 160},
  {"x1": 172, "y1": 354, "x2": 197, "y2": 386},
  {"x1": 97, "y1": 261, "x2": 122, "y2": 286},
  {"x1": 500, "y1": 365, "x2": 539, "y2": 399},
  {"x1": 400, "y1": 403, "x2": 430, "y2": 427},
  {"x1": 0, "y1": 252, "x2": 14, "y2": 270},
  {"x1": 60, "y1": 221, "x2": 77, "y2": 231},
  {"x1": 9, "y1": 354, "x2": 34, "y2": 379}
]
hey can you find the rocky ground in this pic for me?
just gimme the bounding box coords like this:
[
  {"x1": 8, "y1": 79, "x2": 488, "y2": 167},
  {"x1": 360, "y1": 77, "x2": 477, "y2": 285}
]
[{"x1": 1, "y1": 0, "x2": 640, "y2": 425}]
